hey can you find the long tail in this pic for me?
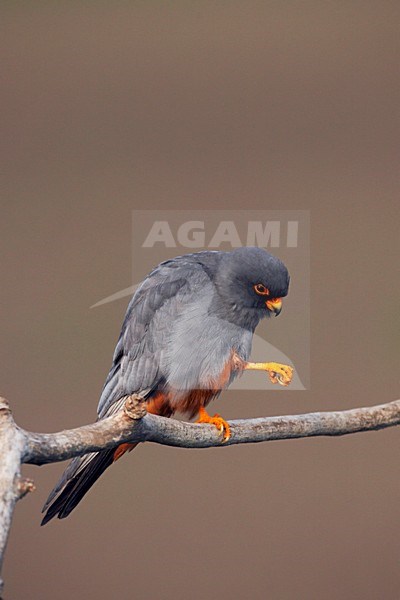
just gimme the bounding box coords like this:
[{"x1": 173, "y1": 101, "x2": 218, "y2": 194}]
[{"x1": 41, "y1": 443, "x2": 136, "y2": 525}]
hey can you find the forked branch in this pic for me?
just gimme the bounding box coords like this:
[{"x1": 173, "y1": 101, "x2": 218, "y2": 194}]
[{"x1": 0, "y1": 395, "x2": 399, "y2": 597}]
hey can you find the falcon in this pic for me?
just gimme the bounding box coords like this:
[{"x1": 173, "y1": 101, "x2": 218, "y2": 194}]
[{"x1": 42, "y1": 246, "x2": 292, "y2": 524}]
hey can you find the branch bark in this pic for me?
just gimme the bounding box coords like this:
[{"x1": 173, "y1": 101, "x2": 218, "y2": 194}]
[
  {"x1": 0, "y1": 400, "x2": 30, "y2": 598},
  {"x1": 22, "y1": 397, "x2": 400, "y2": 463},
  {"x1": 0, "y1": 394, "x2": 399, "y2": 596}
]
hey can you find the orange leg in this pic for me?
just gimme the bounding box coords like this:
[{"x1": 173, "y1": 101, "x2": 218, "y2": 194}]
[
  {"x1": 196, "y1": 406, "x2": 231, "y2": 442},
  {"x1": 243, "y1": 361, "x2": 294, "y2": 386}
]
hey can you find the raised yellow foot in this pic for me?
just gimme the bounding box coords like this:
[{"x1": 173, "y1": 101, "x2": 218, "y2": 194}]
[{"x1": 243, "y1": 361, "x2": 294, "y2": 386}]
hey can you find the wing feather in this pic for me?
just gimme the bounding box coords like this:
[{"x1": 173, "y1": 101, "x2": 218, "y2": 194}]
[
  {"x1": 97, "y1": 257, "x2": 213, "y2": 417},
  {"x1": 42, "y1": 252, "x2": 223, "y2": 521}
]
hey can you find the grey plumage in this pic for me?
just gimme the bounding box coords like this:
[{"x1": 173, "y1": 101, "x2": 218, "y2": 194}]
[{"x1": 42, "y1": 247, "x2": 290, "y2": 523}]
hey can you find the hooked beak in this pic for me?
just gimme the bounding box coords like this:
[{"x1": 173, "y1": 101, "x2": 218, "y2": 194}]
[{"x1": 266, "y1": 297, "x2": 282, "y2": 316}]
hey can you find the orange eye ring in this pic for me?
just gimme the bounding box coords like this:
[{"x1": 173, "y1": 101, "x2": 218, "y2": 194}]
[{"x1": 254, "y1": 283, "x2": 270, "y2": 296}]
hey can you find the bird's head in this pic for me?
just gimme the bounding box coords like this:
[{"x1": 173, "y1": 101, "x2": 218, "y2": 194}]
[{"x1": 214, "y1": 246, "x2": 290, "y2": 319}]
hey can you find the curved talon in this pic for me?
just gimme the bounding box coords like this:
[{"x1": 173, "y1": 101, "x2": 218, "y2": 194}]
[
  {"x1": 263, "y1": 362, "x2": 293, "y2": 386},
  {"x1": 244, "y1": 361, "x2": 294, "y2": 386},
  {"x1": 268, "y1": 366, "x2": 293, "y2": 386},
  {"x1": 196, "y1": 407, "x2": 231, "y2": 442},
  {"x1": 277, "y1": 373, "x2": 289, "y2": 386},
  {"x1": 268, "y1": 371, "x2": 279, "y2": 384}
]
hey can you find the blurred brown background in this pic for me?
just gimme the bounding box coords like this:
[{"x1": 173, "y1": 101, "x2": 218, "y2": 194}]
[{"x1": 1, "y1": 3, "x2": 399, "y2": 599}]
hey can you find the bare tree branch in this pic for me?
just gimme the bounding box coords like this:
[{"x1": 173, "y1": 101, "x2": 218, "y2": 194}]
[
  {"x1": 0, "y1": 394, "x2": 399, "y2": 597},
  {"x1": 0, "y1": 399, "x2": 31, "y2": 598},
  {"x1": 21, "y1": 397, "x2": 400, "y2": 464}
]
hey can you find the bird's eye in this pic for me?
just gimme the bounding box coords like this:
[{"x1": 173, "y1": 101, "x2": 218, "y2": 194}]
[{"x1": 254, "y1": 283, "x2": 270, "y2": 296}]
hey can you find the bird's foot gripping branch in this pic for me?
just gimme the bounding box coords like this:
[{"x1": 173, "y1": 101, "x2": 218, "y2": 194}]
[{"x1": 196, "y1": 406, "x2": 231, "y2": 442}]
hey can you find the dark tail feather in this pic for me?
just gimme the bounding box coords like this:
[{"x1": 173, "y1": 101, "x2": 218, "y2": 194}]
[{"x1": 41, "y1": 449, "x2": 116, "y2": 525}]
